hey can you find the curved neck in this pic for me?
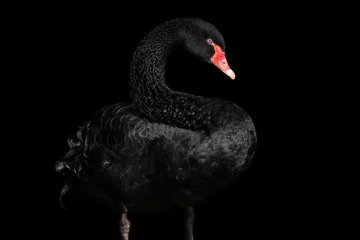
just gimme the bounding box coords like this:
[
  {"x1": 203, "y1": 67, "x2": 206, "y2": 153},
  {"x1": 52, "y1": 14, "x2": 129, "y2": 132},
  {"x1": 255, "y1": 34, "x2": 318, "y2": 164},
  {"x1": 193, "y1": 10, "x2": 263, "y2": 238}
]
[
  {"x1": 129, "y1": 20, "x2": 184, "y2": 104},
  {"x1": 128, "y1": 19, "x2": 231, "y2": 132}
]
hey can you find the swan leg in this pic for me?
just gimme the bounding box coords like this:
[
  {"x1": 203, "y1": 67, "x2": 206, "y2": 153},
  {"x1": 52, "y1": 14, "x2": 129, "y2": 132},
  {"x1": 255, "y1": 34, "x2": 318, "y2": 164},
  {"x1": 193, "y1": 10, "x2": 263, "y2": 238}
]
[
  {"x1": 119, "y1": 206, "x2": 131, "y2": 240},
  {"x1": 185, "y1": 206, "x2": 195, "y2": 240}
]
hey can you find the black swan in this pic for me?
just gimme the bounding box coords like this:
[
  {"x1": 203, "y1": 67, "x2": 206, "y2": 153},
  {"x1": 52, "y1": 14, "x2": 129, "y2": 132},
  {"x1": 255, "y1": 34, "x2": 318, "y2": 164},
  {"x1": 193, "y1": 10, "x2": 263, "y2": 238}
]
[{"x1": 56, "y1": 18, "x2": 257, "y2": 240}]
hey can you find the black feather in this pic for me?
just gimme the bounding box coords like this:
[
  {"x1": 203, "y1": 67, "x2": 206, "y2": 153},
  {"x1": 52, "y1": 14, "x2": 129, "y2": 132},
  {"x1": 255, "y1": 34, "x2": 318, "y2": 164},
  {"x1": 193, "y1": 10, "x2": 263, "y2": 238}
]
[{"x1": 56, "y1": 17, "x2": 257, "y2": 217}]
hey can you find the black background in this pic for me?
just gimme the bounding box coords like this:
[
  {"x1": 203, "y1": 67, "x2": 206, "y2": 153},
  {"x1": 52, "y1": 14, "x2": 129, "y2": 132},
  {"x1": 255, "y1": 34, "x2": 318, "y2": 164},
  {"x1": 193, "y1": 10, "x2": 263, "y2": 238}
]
[{"x1": 18, "y1": 2, "x2": 351, "y2": 240}]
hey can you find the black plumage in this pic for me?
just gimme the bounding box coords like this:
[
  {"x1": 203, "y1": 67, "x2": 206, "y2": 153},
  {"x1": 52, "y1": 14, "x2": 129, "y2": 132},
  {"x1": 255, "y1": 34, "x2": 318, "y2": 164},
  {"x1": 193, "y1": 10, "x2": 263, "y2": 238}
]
[{"x1": 56, "y1": 18, "x2": 257, "y2": 239}]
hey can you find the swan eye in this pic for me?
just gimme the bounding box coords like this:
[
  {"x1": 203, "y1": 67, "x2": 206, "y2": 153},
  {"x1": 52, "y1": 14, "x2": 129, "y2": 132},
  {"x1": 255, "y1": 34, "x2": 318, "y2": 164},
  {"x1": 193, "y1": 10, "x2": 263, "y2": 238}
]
[{"x1": 206, "y1": 38, "x2": 213, "y2": 45}]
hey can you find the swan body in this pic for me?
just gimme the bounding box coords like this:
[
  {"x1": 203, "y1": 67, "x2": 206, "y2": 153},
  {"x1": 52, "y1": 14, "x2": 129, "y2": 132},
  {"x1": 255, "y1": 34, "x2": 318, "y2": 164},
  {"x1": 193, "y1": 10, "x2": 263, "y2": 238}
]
[{"x1": 56, "y1": 18, "x2": 257, "y2": 239}]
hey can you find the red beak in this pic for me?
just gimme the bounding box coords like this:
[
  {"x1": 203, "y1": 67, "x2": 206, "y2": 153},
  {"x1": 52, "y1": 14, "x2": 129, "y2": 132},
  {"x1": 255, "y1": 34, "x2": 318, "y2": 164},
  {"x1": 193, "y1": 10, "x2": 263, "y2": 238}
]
[{"x1": 210, "y1": 43, "x2": 235, "y2": 80}]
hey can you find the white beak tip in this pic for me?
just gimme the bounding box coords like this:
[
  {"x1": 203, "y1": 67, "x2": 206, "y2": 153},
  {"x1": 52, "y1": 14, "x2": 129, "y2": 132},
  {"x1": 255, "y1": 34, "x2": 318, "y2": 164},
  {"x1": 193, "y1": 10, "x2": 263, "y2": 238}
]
[{"x1": 226, "y1": 69, "x2": 236, "y2": 80}]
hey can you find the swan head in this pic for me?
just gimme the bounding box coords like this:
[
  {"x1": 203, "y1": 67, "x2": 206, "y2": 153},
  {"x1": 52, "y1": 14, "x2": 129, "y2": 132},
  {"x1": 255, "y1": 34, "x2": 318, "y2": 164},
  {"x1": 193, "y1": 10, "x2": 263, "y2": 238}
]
[{"x1": 179, "y1": 18, "x2": 235, "y2": 80}]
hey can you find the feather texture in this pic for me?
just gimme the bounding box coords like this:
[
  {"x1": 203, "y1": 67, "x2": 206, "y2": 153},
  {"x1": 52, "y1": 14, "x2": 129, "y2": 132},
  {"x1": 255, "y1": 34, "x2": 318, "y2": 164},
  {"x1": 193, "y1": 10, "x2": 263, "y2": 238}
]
[{"x1": 56, "y1": 18, "x2": 257, "y2": 215}]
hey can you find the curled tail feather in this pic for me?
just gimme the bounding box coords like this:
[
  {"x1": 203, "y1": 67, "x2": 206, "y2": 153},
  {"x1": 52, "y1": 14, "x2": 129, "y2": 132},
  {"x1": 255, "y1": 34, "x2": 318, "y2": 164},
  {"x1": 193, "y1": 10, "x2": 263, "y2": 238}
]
[{"x1": 55, "y1": 122, "x2": 90, "y2": 209}]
